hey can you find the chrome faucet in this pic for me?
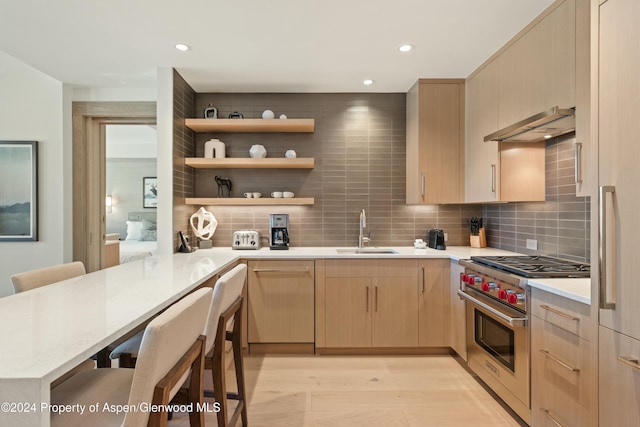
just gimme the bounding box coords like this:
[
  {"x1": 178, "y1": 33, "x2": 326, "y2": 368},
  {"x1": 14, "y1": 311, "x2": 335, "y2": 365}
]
[{"x1": 358, "y1": 209, "x2": 370, "y2": 248}]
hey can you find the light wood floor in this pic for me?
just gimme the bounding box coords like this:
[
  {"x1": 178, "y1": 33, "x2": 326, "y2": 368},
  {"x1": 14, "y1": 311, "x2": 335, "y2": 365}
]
[{"x1": 169, "y1": 354, "x2": 526, "y2": 427}]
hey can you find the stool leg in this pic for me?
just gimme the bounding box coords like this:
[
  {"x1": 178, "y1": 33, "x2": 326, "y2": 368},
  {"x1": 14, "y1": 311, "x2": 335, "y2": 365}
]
[
  {"x1": 232, "y1": 331, "x2": 248, "y2": 425},
  {"x1": 211, "y1": 350, "x2": 228, "y2": 427}
]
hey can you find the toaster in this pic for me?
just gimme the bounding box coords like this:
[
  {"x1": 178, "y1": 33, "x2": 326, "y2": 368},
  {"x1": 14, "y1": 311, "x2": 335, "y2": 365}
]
[
  {"x1": 232, "y1": 230, "x2": 261, "y2": 250},
  {"x1": 426, "y1": 229, "x2": 446, "y2": 250}
]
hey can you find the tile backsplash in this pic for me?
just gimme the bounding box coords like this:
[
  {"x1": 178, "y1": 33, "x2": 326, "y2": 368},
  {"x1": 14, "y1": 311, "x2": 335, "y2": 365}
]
[
  {"x1": 171, "y1": 76, "x2": 588, "y2": 255},
  {"x1": 180, "y1": 92, "x2": 482, "y2": 247},
  {"x1": 483, "y1": 133, "x2": 590, "y2": 262}
]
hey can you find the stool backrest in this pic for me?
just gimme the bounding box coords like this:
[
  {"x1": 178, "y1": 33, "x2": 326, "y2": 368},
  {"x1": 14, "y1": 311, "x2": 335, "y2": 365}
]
[
  {"x1": 11, "y1": 261, "x2": 86, "y2": 293},
  {"x1": 123, "y1": 287, "x2": 212, "y2": 427},
  {"x1": 204, "y1": 264, "x2": 247, "y2": 355}
]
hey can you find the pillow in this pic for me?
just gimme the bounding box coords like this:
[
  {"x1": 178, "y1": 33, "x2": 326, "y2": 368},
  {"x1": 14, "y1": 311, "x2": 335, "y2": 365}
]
[
  {"x1": 142, "y1": 219, "x2": 157, "y2": 230},
  {"x1": 140, "y1": 229, "x2": 157, "y2": 241},
  {"x1": 125, "y1": 220, "x2": 143, "y2": 241}
]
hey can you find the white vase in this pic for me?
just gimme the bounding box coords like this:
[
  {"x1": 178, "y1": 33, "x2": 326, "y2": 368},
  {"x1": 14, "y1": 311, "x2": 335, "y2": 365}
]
[
  {"x1": 249, "y1": 144, "x2": 267, "y2": 158},
  {"x1": 204, "y1": 139, "x2": 225, "y2": 158},
  {"x1": 262, "y1": 110, "x2": 275, "y2": 119}
]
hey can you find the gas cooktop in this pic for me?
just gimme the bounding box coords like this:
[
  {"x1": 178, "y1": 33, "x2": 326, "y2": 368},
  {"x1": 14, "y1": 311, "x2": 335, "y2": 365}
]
[{"x1": 470, "y1": 255, "x2": 590, "y2": 278}]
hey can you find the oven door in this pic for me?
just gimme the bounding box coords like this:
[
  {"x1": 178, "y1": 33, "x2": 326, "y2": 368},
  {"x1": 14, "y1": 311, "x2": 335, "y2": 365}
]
[{"x1": 462, "y1": 290, "x2": 530, "y2": 424}]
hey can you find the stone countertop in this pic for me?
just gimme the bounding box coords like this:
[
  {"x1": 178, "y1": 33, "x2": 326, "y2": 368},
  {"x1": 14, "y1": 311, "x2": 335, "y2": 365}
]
[
  {"x1": 525, "y1": 277, "x2": 591, "y2": 305},
  {"x1": 196, "y1": 246, "x2": 591, "y2": 305}
]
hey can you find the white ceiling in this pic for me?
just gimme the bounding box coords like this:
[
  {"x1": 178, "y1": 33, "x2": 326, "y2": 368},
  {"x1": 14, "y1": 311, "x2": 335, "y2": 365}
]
[{"x1": 0, "y1": 0, "x2": 554, "y2": 93}]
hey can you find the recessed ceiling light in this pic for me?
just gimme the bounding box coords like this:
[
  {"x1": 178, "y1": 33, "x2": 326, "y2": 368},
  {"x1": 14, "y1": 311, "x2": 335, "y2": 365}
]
[
  {"x1": 544, "y1": 134, "x2": 553, "y2": 139},
  {"x1": 399, "y1": 44, "x2": 413, "y2": 52},
  {"x1": 363, "y1": 79, "x2": 374, "y2": 86},
  {"x1": 175, "y1": 43, "x2": 190, "y2": 51}
]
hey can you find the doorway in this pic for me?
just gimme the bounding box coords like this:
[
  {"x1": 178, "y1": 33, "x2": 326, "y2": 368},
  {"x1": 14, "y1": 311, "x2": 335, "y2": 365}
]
[{"x1": 72, "y1": 102, "x2": 156, "y2": 272}]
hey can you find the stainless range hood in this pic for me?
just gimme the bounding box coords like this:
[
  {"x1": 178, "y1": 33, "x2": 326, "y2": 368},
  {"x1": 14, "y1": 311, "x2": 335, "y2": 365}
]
[{"x1": 484, "y1": 107, "x2": 575, "y2": 142}]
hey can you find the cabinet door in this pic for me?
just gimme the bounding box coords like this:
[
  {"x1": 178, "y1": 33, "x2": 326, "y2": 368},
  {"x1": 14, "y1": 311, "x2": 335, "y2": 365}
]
[
  {"x1": 247, "y1": 260, "x2": 315, "y2": 343},
  {"x1": 407, "y1": 79, "x2": 464, "y2": 205},
  {"x1": 598, "y1": 0, "x2": 640, "y2": 339},
  {"x1": 465, "y1": 60, "x2": 500, "y2": 203},
  {"x1": 372, "y1": 276, "x2": 419, "y2": 347},
  {"x1": 599, "y1": 326, "x2": 640, "y2": 427},
  {"x1": 449, "y1": 261, "x2": 466, "y2": 359},
  {"x1": 325, "y1": 277, "x2": 371, "y2": 347},
  {"x1": 418, "y1": 259, "x2": 450, "y2": 347}
]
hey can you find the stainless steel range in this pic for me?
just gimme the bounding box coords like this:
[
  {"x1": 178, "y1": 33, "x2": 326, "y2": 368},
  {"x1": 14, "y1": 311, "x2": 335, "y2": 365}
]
[{"x1": 457, "y1": 255, "x2": 590, "y2": 425}]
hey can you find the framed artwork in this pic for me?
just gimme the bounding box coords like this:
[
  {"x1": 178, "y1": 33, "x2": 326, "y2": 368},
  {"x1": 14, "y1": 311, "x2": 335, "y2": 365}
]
[
  {"x1": 143, "y1": 177, "x2": 158, "y2": 208},
  {"x1": 0, "y1": 141, "x2": 38, "y2": 241}
]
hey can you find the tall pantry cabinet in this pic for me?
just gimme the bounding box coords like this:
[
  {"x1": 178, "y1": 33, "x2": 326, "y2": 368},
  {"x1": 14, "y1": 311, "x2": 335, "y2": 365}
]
[{"x1": 595, "y1": 0, "x2": 640, "y2": 425}]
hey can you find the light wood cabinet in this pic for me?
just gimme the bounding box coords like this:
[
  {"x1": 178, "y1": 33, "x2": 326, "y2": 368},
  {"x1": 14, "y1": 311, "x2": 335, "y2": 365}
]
[
  {"x1": 498, "y1": 0, "x2": 575, "y2": 128},
  {"x1": 598, "y1": 326, "x2": 640, "y2": 427},
  {"x1": 406, "y1": 79, "x2": 465, "y2": 205},
  {"x1": 465, "y1": 0, "x2": 578, "y2": 203},
  {"x1": 247, "y1": 260, "x2": 315, "y2": 344},
  {"x1": 449, "y1": 260, "x2": 466, "y2": 360},
  {"x1": 465, "y1": 60, "x2": 500, "y2": 203},
  {"x1": 418, "y1": 259, "x2": 450, "y2": 347},
  {"x1": 574, "y1": 0, "x2": 592, "y2": 196},
  {"x1": 530, "y1": 288, "x2": 594, "y2": 427},
  {"x1": 322, "y1": 259, "x2": 419, "y2": 348}
]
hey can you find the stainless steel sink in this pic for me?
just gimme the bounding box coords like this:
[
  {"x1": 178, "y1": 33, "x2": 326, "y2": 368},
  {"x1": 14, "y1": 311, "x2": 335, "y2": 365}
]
[{"x1": 335, "y1": 248, "x2": 399, "y2": 254}]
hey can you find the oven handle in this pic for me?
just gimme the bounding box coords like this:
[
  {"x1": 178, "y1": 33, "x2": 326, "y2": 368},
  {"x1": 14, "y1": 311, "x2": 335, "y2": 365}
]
[{"x1": 457, "y1": 290, "x2": 527, "y2": 327}]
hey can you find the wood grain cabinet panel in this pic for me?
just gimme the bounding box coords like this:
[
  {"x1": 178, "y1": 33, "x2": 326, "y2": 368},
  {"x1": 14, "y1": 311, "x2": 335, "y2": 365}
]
[
  {"x1": 530, "y1": 289, "x2": 594, "y2": 427},
  {"x1": 449, "y1": 260, "x2": 466, "y2": 360},
  {"x1": 418, "y1": 259, "x2": 450, "y2": 347},
  {"x1": 322, "y1": 260, "x2": 419, "y2": 348},
  {"x1": 406, "y1": 79, "x2": 465, "y2": 205},
  {"x1": 247, "y1": 260, "x2": 315, "y2": 344}
]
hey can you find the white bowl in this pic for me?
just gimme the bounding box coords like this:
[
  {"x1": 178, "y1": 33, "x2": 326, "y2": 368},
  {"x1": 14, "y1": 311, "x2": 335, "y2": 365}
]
[{"x1": 283, "y1": 192, "x2": 295, "y2": 198}]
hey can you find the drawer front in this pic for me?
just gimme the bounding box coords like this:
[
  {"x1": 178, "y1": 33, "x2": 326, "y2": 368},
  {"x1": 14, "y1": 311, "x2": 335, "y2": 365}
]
[
  {"x1": 531, "y1": 316, "x2": 593, "y2": 414},
  {"x1": 531, "y1": 288, "x2": 592, "y2": 341},
  {"x1": 599, "y1": 326, "x2": 640, "y2": 427},
  {"x1": 324, "y1": 259, "x2": 418, "y2": 278}
]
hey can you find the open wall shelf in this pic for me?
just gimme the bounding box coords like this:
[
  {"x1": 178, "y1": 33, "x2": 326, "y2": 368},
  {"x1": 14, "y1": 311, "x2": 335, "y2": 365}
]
[
  {"x1": 185, "y1": 158, "x2": 314, "y2": 169},
  {"x1": 185, "y1": 118, "x2": 314, "y2": 133},
  {"x1": 184, "y1": 197, "x2": 315, "y2": 206}
]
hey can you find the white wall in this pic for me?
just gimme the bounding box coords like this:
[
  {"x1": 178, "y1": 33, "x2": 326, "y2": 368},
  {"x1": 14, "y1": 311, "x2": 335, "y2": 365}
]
[
  {"x1": 0, "y1": 51, "x2": 66, "y2": 297},
  {"x1": 156, "y1": 68, "x2": 174, "y2": 256}
]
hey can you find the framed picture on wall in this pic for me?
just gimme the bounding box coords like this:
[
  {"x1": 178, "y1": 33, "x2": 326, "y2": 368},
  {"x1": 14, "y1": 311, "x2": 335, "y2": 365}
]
[
  {"x1": 143, "y1": 177, "x2": 157, "y2": 208},
  {"x1": 0, "y1": 141, "x2": 38, "y2": 241}
]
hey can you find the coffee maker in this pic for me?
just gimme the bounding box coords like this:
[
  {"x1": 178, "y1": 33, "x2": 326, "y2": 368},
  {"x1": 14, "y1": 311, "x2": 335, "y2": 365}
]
[{"x1": 269, "y1": 214, "x2": 290, "y2": 250}]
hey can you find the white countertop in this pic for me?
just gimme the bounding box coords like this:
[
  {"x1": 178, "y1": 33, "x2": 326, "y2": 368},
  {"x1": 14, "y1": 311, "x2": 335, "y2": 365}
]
[
  {"x1": 199, "y1": 245, "x2": 591, "y2": 304},
  {"x1": 525, "y1": 277, "x2": 591, "y2": 305}
]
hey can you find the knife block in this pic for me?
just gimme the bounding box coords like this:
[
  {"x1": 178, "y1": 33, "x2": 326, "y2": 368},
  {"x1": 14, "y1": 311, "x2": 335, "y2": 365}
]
[{"x1": 470, "y1": 228, "x2": 487, "y2": 248}]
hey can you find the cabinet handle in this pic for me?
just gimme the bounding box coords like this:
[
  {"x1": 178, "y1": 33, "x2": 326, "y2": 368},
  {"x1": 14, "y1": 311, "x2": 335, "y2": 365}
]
[
  {"x1": 574, "y1": 142, "x2": 583, "y2": 184},
  {"x1": 539, "y1": 349, "x2": 580, "y2": 372},
  {"x1": 375, "y1": 286, "x2": 378, "y2": 312},
  {"x1": 366, "y1": 286, "x2": 369, "y2": 312},
  {"x1": 617, "y1": 356, "x2": 640, "y2": 371},
  {"x1": 539, "y1": 304, "x2": 579, "y2": 321},
  {"x1": 599, "y1": 185, "x2": 616, "y2": 309},
  {"x1": 541, "y1": 409, "x2": 565, "y2": 427},
  {"x1": 421, "y1": 266, "x2": 426, "y2": 293},
  {"x1": 491, "y1": 164, "x2": 496, "y2": 192},
  {"x1": 421, "y1": 172, "x2": 425, "y2": 197},
  {"x1": 252, "y1": 267, "x2": 309, "y2": 273}
]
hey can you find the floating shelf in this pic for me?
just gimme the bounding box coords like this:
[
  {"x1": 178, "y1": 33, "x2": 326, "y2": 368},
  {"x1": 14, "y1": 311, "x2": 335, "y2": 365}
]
[
  {"x1": 185, "y1": 158, "x2": 314, "y2": 169},
  {"x1": 185, "y1": 197, "x2": 315, "y2": 206},
  {"x1": 185, "y1": 118, "x2": 315, "y2": 133}
]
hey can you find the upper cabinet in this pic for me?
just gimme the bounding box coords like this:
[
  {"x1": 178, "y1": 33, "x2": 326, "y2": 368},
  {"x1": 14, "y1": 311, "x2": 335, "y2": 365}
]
[
  {"x1": 465, "y1": 0, "x2": 579, "y2": 203},
  {"x1": 498, "y1": 0, "x2": 576, "y2": 128},
  {"x1": 406, "y1": 79, "x2": 465, "y2": 205}
]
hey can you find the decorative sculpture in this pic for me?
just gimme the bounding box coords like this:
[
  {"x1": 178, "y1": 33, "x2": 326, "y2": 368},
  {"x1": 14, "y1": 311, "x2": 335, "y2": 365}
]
[
  {"x1": 190, "y1": 207, "x2": 218, "y2": 241},
  {"x1": 215, "y1": 175, "x2": 232, "y2": 198}
]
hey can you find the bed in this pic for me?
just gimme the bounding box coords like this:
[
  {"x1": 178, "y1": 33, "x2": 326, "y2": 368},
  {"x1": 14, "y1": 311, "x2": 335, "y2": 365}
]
[{"x1": 118, "y1": 212, "x2": 158, "y2": 264}]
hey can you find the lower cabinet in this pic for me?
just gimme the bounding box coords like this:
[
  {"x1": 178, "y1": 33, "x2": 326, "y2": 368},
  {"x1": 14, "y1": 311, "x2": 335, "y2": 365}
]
[
  {"x1": 418, "y1": 259, "x2": 451, "y2": 347},
  {"x1": 530, "y1": 288, "x2": 594, "y2": 427},
  {"x1": 449, "y1": 260, "x2": 466, "y2": 360},
  {"x1": 247, "y1": 260, "x2": 315, "y2": 345},
  {"x1": 598, "y1": 326, "x2": 640, "y2": 427},
  {"x1": 323, "y1": 259, "x2": 419, "y2": 348}
]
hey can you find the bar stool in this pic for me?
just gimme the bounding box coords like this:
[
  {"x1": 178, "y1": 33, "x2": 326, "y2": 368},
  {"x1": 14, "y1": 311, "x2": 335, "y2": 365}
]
[
  {"x1": 11, "y1": 262, "x2": 96, "y2": 389},
  {"x1": 50, "y1": 287, "x2": 212, "y2": 427},
  {"x1": 111, "y1": 264, "x2": 249, "y2": 426}
]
